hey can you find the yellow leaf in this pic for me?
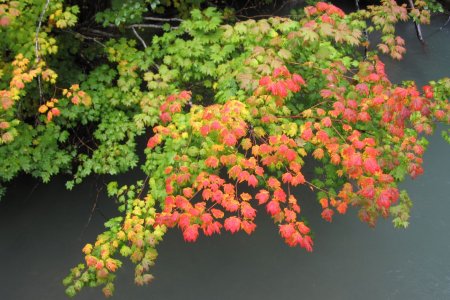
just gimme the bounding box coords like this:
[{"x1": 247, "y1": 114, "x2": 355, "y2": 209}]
[
  {"x1": 38, "y1": 105, "x2": 48, "y2": 113},
  {"x1": 82, "y1": 244, "x2": 93, "y2": 254}
]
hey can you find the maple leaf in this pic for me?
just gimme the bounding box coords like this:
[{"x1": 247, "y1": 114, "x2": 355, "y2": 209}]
[
  {"x1": 82, "y1": 244, "x2": 93, "y2": 255},
  {"x1": 183, "y1": 188, "x2": 194, "y2": 198},
  {"x1": 224, "y1": 217, "x2": 241, "y2": 234},
  {"x1": 200, "y1": 213, "x2": 213, "y2": 224},
  {"x1": 237, "y1": 170, "x2": 250, "y2": 183},
  {"x1": 205, "y1": 156, "x2": 219, "y2": 168},
  {"x1": 267, "y1": 177, "x2": 281, "y2": 189},
  {"x1": 273, "y1": 189, "x2": 287, "y2": 202},
  {"x1": 321, "y1": 208, "x2": 334, "y2": 222},
  {"x1": 247, "y1": 174, "x2": 258, "y2": 187},
  {"x1": 319, "y1": 198, "x2": 328, "y2": 209},
  {"x1": 363, "y1": 157, "x2": 381, "y2": 174},
  {"x1": 300, "y1": 235, "x2": 314, "y2": 252},
  {"x1": 241, "y1": 221, "x2": 256, "y2": 235},
  {"x1": 47, "y1": 111, "x2": 53, "y2": 122},
  {"x1": 312, "y1": 148, "x2": 324, "y2": 160},
  {"x1": 223, "y1": 133, "x2": 237, "y2": 146},
  {"x1": 240, "y1": 193, "x2": 252, "y2": 201},
  {"x1": 146, "y1": 134, "x2": 162, "y2": 149},
  {"x1": 291, "y1": 174, "x2": 306, "y2": 186},
  {"x1": 301, "y1": 128, "x2": 313, "y2": 141},
  {"x1": 266, "y1": 200, "x2": 281, "y2": 216},
  {"x1": 299, "y1": 27, "x2": 319, "y2": 42},
  {"x1": 284, "y1": 209, "x2": 297, "y2": 222},
  {"x1": 255, "y1": 190, "x2": 270, "y2": 204},
  {"x1": 38, "y1": 105, "x2": 48, "y2": 113},
  {"x1": 316, "y1": 2, "x2": 329, "y2": 11},
  {"x1": 106, "y1": 259, "x2": 118, "y2": 272},
  {"x1": 203, "y1": 222, "x2": 222, "y2": 236},
  {"x1": 211, "y1": 208, "x2": 224, "y2": 219},
  {"x1": 183, "y1": 225, "x2": 200, "y2": 242},
  {"x1": 279, "y1": 224, "x2": 296, "y2": 239},
  {"x1": 336, "y1": 202, "x2": 348, "y2": 214},
  {"x1": 241, "y1": 202, "x2": 257, "y2": 219},
  {"x1": 377, "y1": 191, "x2": 391, "y2": 209},
  {"x1": 297, "y1": 222, "x2": 310, "y2": 235},
  {"x1": 292, "y1": 74, "x2": 305, "y2": 85},
  {"x1": 321, "y1": 117, "x2": 332, "y2": 127},
  {"x1": 284, "y1": 149, "x2": 297, "y2": 161},
  {"x1": 282, "y1": 172, "x2": 293, "y2": 184}
]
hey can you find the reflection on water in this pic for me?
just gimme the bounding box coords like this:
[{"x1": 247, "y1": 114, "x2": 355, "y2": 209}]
[{"x1": 0, "y1": 12, "x2": 449, "y2": 300}]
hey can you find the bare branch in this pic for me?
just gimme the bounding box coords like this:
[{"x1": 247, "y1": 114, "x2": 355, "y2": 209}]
[
  {"x1": 406, "y1": 0, "x2": 425, "y2": 43},
  {"x1": 143, "y1": 16, "x2": 183, "y2": 22},
  {"x1": 63, "y1": 29, "x2": 107, "y2": 48},
  {"x1": 131, "y1": 26, "x2": 147, "y2": 48},
  {"x1": 127, "y1": 23, "x2": 178, "y2": 29},
  {"x1": 35, "y1": 0, "x2": 51, "y2": 102},
  {"x1": 82, "y1": 28, "x2": 117, "y2": 38}
]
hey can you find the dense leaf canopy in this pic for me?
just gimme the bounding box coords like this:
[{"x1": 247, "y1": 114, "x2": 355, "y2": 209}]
[{"x1": 0, "y1": 0, "x2": 449, "y2": 297}]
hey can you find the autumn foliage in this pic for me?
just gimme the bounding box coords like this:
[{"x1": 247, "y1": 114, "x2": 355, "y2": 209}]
[
  {"x1": 66, "y1": 1, "x2": 448, "y2": 297},
  {"x1": 0, "y1": 0, "x2": 448, "y2": 297}
]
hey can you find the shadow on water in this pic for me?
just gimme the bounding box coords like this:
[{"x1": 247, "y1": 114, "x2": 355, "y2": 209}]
[{"x1": 0, "y1": 11, "x2": 449, "y2": 300}]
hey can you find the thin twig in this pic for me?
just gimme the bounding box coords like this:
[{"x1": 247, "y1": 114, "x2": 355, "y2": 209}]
[
  {"x1": 127, "y1": 23, "x2": 178, "y2": 29},
  {"x1": 82, "y1": 28, "x2": 117, "y2": 38},
  {"x1": 79, "y1": 185, "x2": 104, "y2": 239},
  {"x1": 63, "y1": 29, "x2": 107, "y2": 48},
  {"x1": 131, "y1": 26, "x2": 147, "y2": 48},
  {"x1": 143, "y1": 16, "x2": 183, "y2": 22},
  {"x1": 441, "y1": 15, "x2": 450, "y2": 30}
]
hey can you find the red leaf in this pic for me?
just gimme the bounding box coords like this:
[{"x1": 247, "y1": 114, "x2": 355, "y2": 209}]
[
  {"x1": 266, "y1": 200, "x2": 281, "y2": 216},
  {"x1": 319, "y1": 198, "x2": 328, "y2": 209},
  {"x1": 363, "y1": 157, "x2": 380, "y2": 174},
  {"x1": 297, "y1": 222, "x2": 310, "y2": 235},
  {"x1": 267, "y1": 177, "x2": 281, "y2": 189},
  {"x1": 241, "y1": 221, "x2": 256, "y2": 235},
  {"x1": 211, "y1": 208, "x2": 224, "y2": 219},
  {"x1": 183, "y1": 224, "x2": 200, "y2": 242},
  {"x1": 241, "y1": 203, "x2": 257, "y2": 219},
  {"x1": 223, "y1": 133, "x2": 237, "y2": 146},
  {"x1": 337, "y1": 202, "x2": 348, "y2": 214},
  {"x1": 273, "y1": 189, "x2": 287, "y2": 202},
  {"x1": 316, "y1": 2, "x2": 329, "y2": 12},
  {"x1": 301, "y1": 128, "x2": 313, "y2": 141},
  {"x1": 224, "y1": 217, "x2": 241, "y2": 234},
  {"x1": 259, "y1": 76, "x2": 271, "y2": 86},
  {"x1": 284, "y1": 149, "x2": 297, "y2": 161},
  {"x1": 312, "y1": 148, "x2": 324, "y2": 160},
  {"x1": 321, "y1": 208, "x2": 334, "y2": 222},
  {"x1": 247, "y1": 174, "x2": 258, "y2": 187},
  {"x1": 279, "y1": 224, "x2": 296, "y2": 239},
  {"x1": 300, "y1": 235, "x2": 314, "y2": 252},
  {"x1": 255, "y1": 190, "x2": 270, "y2": 204},
  {"x1": 205, "y1": 156, "x2": 219, "y2": 168},
  {"x1": 282, "y1": 172, "x2": 293, "y2": 184},
  {"x1": 292, "y1": 74, "x2": 305, "y2": 85},
  {"x1": 320, "y1": 89, "x2": 333, "y2": 98}
]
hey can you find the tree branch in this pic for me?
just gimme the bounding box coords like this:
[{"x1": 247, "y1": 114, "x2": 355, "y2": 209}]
[
  {"x1": 143, "y1": 16, "x2": 183, "y2": 22},
  {"x1": 35, "y1": 0, "x2": 51, "y2": 102},
  {"x1": 127, "y1": 23, "x2": 178, "y2": 29},
  {"x1": 131, "y1": 26, "x2": 147, "y2": 48},
  {"x1": 406, "y1": 0, "x2": 425, "y2": 43}
]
